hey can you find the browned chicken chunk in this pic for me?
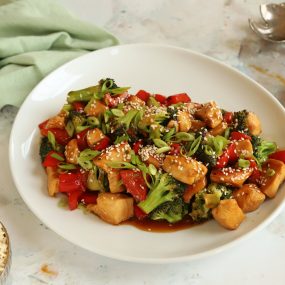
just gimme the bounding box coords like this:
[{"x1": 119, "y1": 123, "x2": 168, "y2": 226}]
[
  {"x1": 246, "y1": 112, "x2": 261, "y2": 136},
  {"x1": 233, "y1": 184, "x2": 265, "y2": 212},
  {"x1": 87, "y1": 128, "x2": 106, "y2": 148},
  {"x1": 127, "y1": 95, "x2": 145, "y2": 106},
  {"x1": 208, "y1": 121, "x2": 227, "y2": 136},
  {"x1": 65, "y1": 139, "x2": 80, "y2": 164},
  {"x1": 195, "y1": 101, "x2": 223, "y2": 128},
  {"x1": 46, "y1": 167, "x2": 59, "y2": 197},
  {"x1": 88, "y1": 193, "x2": 134, "y2": 225},
  {"x1": 234, "y1": 139, "x2": 253, "y2": 159},
  {"x1": 163, "y1": 155, "x2": 207, "y2": 185},
  {"x1": 190, "y1": 119, "x2": 206, "y2": 131},
  {"x1": 260, "y1": 159, "x2": 285, "y2": 198},
  {"x1": 94, "y1": 142, "x2": 131, "y2": 173},
  {"x1": 84, "y1": 98, "x2": 108, "y2": 116},
  {"x1": 210, "y1": 167, "x2": 253, "y2": 187},
  {"x1": 212, "y1": 199, "x2": 245, "y2": 230},
  {"x1": 177, "y1": 110, "x2": 191, "y2": 132}
]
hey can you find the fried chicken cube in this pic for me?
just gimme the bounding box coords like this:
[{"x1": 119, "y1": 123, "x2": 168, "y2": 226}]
[
  {"x1": 46, "y1": 167, "x2": 59, "y2": 197},
  {"x1": 190, "y1": 119, "x2": 206, "y2": 132},
  {"x1": 177, "y1": 110, "x2": 191, "y2": 132},
  {"x1": 234, "y1": 139, "x2": 253, "y2": 159},
  {"x1": 212, "y1": 199, "x2": 245, "y2": 230},
  {"x1": 84, "y1": 98, "x2": 108, "y2": 116},
  {"x1": 260, "y1": 159, "x2": 285, "y2": 198},
  {"x1": 246, "y1": 112, "x2": 261, "y2": 136},
  {"x1": 88, "y1": 193, "x2": 134, "y2": 225},
  {"x1": 163, "y1": 155, "x2": 207, "y2": 185},
  {"x1": 210, "y1": 167, "x2": 253, "y2": 187},
  {"x1": 195, "y1": 101, "x2": 223, "y2": 128},
  {"x1": 45, "y1": 111, "x2": 67, "y2": 129},
  {"x1": 65, "y1": 139, "x2": 80, "y2": 164},
  {"x1": 127, "y1": 95, "x2": 145, "y2": 106},
  {"x1": 94, "y1": 142, "x2": 131, "y2": 173},
  {"x1": 233, "y1": 184, "x2": 265, "y2": 212},
  {"x1": 208, "y1": 121, "x2": 227, "y2": 136},
  {"x1": 87, "y1": 128, "x2": 106, "y2": 148}
]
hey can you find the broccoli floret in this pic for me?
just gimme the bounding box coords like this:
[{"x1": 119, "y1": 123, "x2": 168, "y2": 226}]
[
  {"x1": 190, "y1": 189, "x2": 212, "y2": 222},
  {"x1": 150, "y1": 197, "x2": 188, "y2": 223},
  {"x1": 138, "y1": 173, "x2": 178, "y2": 214},
  {"x1": 232, "y1": 110, "x2": 248, "y2": 133},
  {"x1": 251, "y1": 135, "x2": 277, "y2": 166},
  {"x1": 69, "y1": 110, "x2": 86, "y2": 129},
  {"x1": 207, "y1": 183, "x2": 232, "y2": 199},
  {"x1": 39, "y1": 137, "x2": 53, "y2": 162},
  {"x1": 195, "y1": 144, "x2": 217, "y2": 168},
  {"x1": 189, "y1": 183, "x2": 232, "y2": 222}
]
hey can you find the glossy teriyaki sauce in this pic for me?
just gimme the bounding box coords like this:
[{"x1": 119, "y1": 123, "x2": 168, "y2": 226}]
[{"x1": 123, "y1": 216, "x2": 200, "y2": 232}]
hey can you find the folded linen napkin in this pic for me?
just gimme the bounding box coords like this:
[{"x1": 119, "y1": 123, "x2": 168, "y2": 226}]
[{"x1": 0, "y1": 0, "x2": 119, "y2": 108}]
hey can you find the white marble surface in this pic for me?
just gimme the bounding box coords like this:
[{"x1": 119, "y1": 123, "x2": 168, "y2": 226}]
[{"x1": 1, "y1": 0, "x2": 285, "y2": 284}]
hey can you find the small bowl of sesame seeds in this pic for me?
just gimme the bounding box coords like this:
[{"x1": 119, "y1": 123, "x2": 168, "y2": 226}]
[{"x1": 0, "y1": 222, "x2": 11, "y2": 285}]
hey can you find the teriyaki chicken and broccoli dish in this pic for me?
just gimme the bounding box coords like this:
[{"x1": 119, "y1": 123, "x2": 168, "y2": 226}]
[{"x1": 38, "y1": 78, "x2": 285, "y2": 231}]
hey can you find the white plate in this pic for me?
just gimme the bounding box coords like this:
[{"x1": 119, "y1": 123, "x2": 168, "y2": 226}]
[{"x1": 9, "y1": 44, "x2": 285, "y2": 263}]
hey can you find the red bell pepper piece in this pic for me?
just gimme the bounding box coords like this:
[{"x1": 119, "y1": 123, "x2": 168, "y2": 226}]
[
  {"x1": 133, "y1": 140, "x2": 143, "y2": 154},
  {"x1": 49, "y1": 129, "x2": 70, "y2": 145},
  {"x1": 168, "y1": 143, "x2": 181, "y2": 155},
  {"x1": 120, "y1": 170, "x2": 148, "y2": 201},
  {"x1": 223, "y1": 111, "x2": 233, "y2": 124},
  {"x1": 40, "y1": 127, "x2": 70, "y2": 145},
  {"x1": 134, "y1": 204, "x2": 148, "y2": 220},
  {"x1": 269, "y1": 150, "x2": 285, "y2": 164},
  {"x1": 42, "y1": 151, "x2": 64, "y2": 167},
  {"x1": 216, "y1": 143, "x2": 238, "y2": 168},
  {"x1": 154, "y1": 94, "x2": 167, "y2": 104},
  {"x1": 72, "y1": 101, "x2": 85, "y2": 113},
  {"x1": 76, "y1": 128, "x2": 90, "y2": 150},
  {"x1": 59, "y1": 172, "x2": 86, "y2": 193},
  {"x1": 166, "y1": 93, "x2": 191, "y2": 105},
  {"x1": 39, "y1": 120, "x2": 70, "y2": 145},
  {"x1": 230, "y1": 131, "x2": 251, "y2": 141},
  {"x1": 68, "y1": 190, "x2": 83, "y2": 210},
  {"x1": 94, "y1": 136, "x2": 110, "y2": 151},
  {"x1": 38, "y1": 119, "x2": 49, "y2": 135},
  {"x1": 80, "y1": 192, "x2": 98, "y2": 205},
  {"x1": 136, "y1": 90, "x2": 150, "y2": 102}
]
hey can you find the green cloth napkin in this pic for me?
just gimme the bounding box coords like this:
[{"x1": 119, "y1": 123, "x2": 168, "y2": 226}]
[{"x1": 0, "y1": 0, "x2": 119, "y2": 108}]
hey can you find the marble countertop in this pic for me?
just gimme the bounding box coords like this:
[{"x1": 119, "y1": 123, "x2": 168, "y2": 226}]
[{"x1": 1, "y1": 0, "x2": 285, "y2": 284}]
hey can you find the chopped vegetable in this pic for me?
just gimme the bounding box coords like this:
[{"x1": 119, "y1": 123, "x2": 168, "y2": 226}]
[
  {"x1": 120, "y1": 170, "x2": 148, "y2": 201},
  {"x1": 269, "y1": 150, "x2": 285, "y2": 164},
  {"x1": 39, "y1": 78, "x2": 285, "y2": 231}
]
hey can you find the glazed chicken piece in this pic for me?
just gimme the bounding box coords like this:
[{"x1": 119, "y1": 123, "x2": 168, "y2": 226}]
[
  {"x1": 212, "y1": 199, "x2": 245, "y2": 230},
  {"x1": 163, "y1": 155, "x2": 207, "y2": 185},
  {"x1": 233, "y1": 184, "x2": 265, "y2": 212},
  {"x1": 210, "y1": 167, "x2": 253, "y2": 187},
  {"x1": 88, "y1": 193, "x2": 134, "y2": 225},
  {"x1": 260, "y1": 159, "x2": 285, "y2": 198},
  {"x1": 46, "y1": 167, "x2": 59, "y2": 197},
  {"x1": 195, "y1": 101, "x2": 223, "y2": 128}
]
